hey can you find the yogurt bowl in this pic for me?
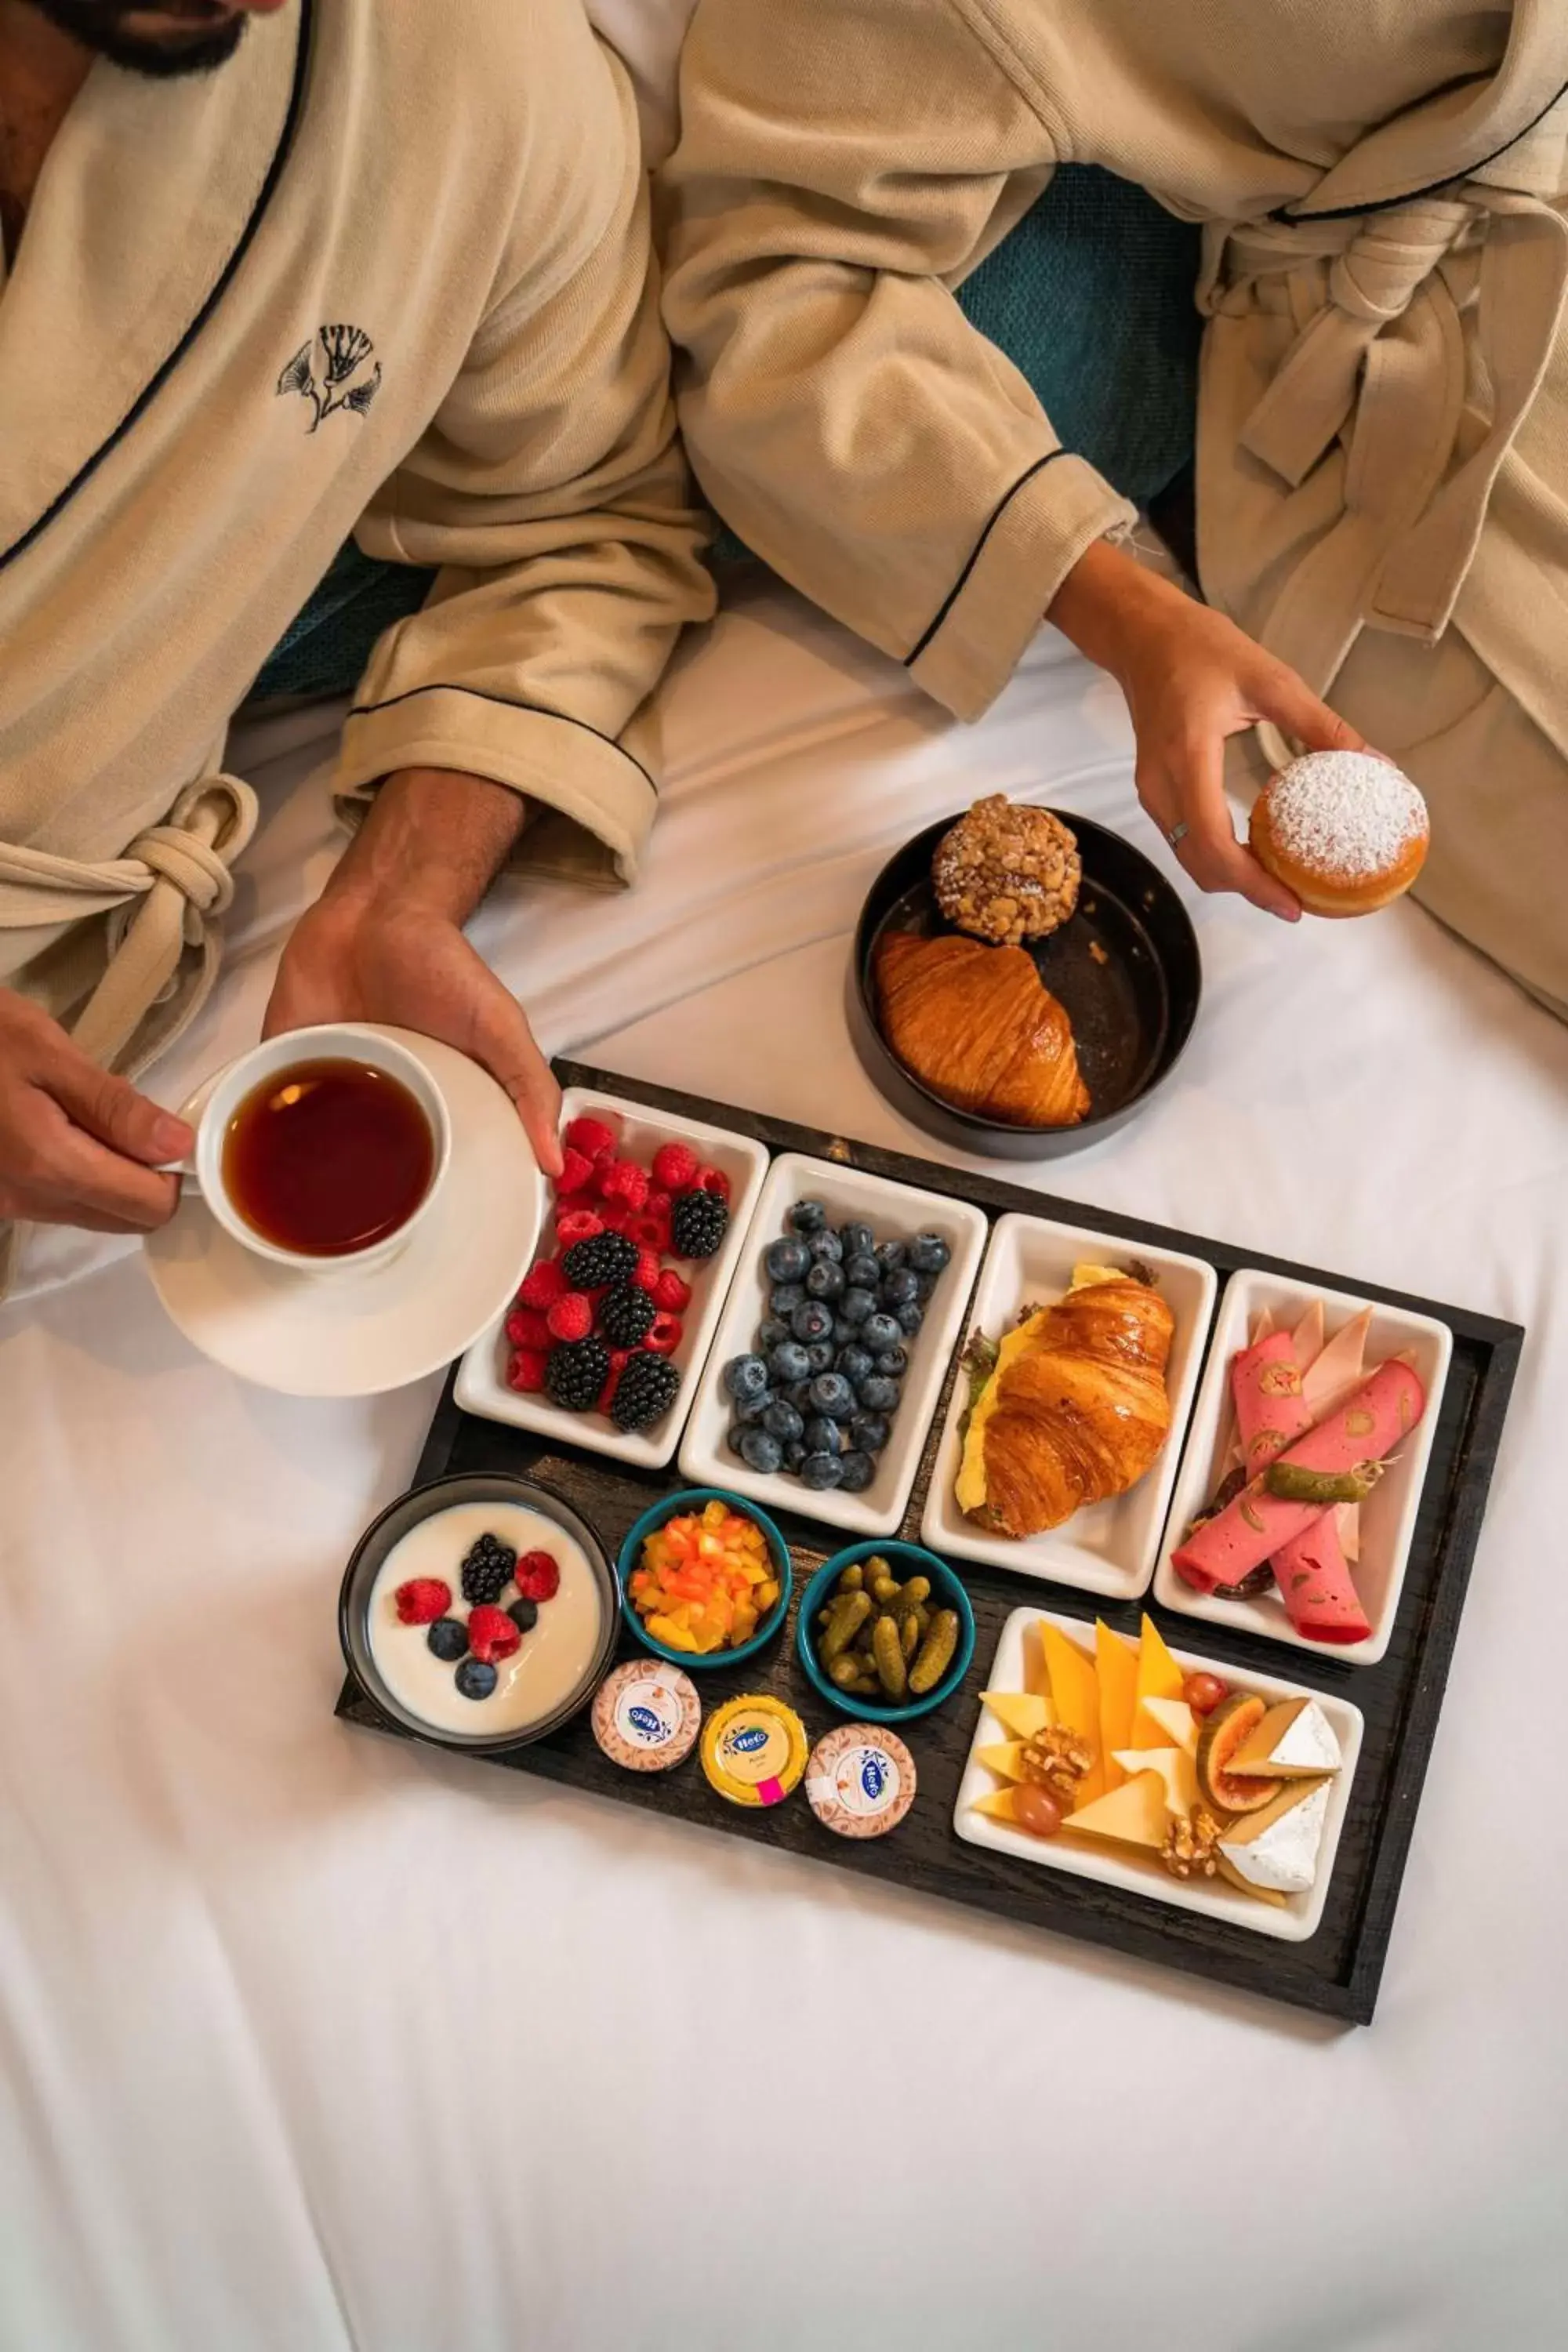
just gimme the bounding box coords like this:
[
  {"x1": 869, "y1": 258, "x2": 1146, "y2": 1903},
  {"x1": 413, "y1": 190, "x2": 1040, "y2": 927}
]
[{"x1": 340, "y1": 1474, "x2": 617, "y2": 1754}]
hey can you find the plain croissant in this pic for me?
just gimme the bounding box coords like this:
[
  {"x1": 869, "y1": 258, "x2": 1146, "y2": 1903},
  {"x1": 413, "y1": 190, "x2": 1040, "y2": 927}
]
[
  {"x1": 875, "y1": 931, "x2": 1089, "y2": 1127},
  {"x1": 958, "y1": 1277, "x2": 1176, "y2": 1537}
]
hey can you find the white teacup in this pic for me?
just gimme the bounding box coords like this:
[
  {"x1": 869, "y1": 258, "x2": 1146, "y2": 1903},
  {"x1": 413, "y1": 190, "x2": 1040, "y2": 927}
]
[{"x1": 180, "y1": 1024, "x2": 452, "y2": 1276}]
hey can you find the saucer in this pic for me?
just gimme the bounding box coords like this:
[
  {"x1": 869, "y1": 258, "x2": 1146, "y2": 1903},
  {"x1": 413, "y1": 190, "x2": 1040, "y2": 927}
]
[{"x1": 143, "y1": 1026, "x2": 543, "y2": 1397}]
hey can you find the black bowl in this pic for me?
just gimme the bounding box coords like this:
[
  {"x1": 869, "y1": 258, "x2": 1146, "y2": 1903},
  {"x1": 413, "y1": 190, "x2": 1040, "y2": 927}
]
[{"x1": 851, "y1": 810, "x2": 1201, "y2": 1158}]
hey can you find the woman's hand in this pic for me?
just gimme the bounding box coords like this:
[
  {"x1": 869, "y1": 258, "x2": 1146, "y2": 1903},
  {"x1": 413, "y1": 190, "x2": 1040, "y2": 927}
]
[
  {"x1": 1049, "y1": 540, "x2": 1369, "y2": 919},
  {"x1": 265, "y1": 769, "x2": 564, "y2": 1176}
]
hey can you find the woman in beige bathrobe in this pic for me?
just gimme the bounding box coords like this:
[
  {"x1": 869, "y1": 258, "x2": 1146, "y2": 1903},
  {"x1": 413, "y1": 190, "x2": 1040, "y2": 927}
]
[
  {"x1": 662, "y1": 0, "x2": 1568, "y2": 1017},
  {"x1": 0, "y1": 0, "x2": 711, "y2": 1244}
]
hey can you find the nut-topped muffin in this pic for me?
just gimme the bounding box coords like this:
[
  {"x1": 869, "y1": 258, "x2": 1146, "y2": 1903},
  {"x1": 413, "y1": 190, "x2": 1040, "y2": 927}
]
[{"x1": 932, "y1": 796, "x2": 1081, "y2": 946}]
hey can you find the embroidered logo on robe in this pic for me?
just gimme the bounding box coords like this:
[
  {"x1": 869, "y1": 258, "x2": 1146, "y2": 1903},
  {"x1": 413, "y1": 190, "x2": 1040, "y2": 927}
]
[{"x1": 276, "y1": 325, "x2": 383, "y2": 432}]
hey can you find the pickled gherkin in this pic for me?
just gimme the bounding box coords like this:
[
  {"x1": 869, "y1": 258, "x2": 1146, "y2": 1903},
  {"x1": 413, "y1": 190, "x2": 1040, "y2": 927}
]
[
  {"x1": 837, "y1": 1563, "x2": 865, "y2": 1594},
  {"x1": 820, "y1": 1590, "x2": 872, "y2": 1662},
  {"x1": 872, "y1": 1613, "x2": 908, "y2": 1702},
  {"x1": 900, "y1": 1613, "x2": 920, "y2": 1662},
  {"x1": 909, "y1": 1608, "x2": 960, "y2": 1695},
  {"x1": 829, "y1": 1653, "x2": 866, "y2": 1691}
]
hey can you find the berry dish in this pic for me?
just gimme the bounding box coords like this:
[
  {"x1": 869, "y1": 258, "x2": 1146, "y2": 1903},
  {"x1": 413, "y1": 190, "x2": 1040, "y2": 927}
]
[
  {"x1": 455, "y1": 1090, "x2": 769, "y2": 1468},
  {"x1": 339, "y1": 1474, "x2": 617, "y2": 1752}
]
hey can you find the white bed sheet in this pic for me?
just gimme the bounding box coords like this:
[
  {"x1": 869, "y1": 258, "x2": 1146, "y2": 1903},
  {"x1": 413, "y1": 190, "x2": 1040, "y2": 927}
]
[{"x1": 3, "y1": 575, "x2": 1567, "y2": 2352}]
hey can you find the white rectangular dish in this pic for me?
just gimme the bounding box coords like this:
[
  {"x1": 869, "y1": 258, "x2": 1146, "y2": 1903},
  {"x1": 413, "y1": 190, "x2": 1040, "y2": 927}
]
[
  {"x1": 954, "y1": 1606, "x2": 1364, "y2": 1943},
  {"x1": 1151, "y1": 1269, "x2": 1454, "y2": 1666},
  {"x1": 454, "y1": 1089, "x2": 770, "y2": 1468},
  {"x1": 920, "y1": 1214, "x2": 1217, "y2": 1599},
  {"x1": 679, "y1": 1151, "x2": 987, "y2": 1537}
]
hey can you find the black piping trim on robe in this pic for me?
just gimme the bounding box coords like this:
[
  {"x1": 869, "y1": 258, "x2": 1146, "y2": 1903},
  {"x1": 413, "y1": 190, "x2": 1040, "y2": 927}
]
[
  {"x1": 0, "y1": 0, "x2": 316, "y2": 574},
  {"x1": 903, "y1": 447, "x2": 1072, "y2": 669},
  {"x1": 1270, "y1": 75, "x2": 1568, "y2": 223},
  {"x1": 344, "y1": 681, "x2": 660, "y2": 797}
]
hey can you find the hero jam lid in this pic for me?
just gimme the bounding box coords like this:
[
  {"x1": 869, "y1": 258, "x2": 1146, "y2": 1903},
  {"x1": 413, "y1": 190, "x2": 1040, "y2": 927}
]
[
  {"x1": 592, "y1": 1661, "x2": 702, "y2": 1773},
  {"x1": 805, "y1": 1724, "x2": 916, "y2": 1838},
  {"x1": 700, "y1": 1695, "x2": 809, "y2": 1809}
]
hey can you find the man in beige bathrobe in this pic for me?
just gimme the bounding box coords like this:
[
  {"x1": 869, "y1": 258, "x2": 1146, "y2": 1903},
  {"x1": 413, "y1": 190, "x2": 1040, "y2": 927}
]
[
  {"x1": 662, "y1": 0, "x2": 1568, "y2": 1017},
  {"x1": 0, "y1": 0, "x2": 712, "y2": 1242}
]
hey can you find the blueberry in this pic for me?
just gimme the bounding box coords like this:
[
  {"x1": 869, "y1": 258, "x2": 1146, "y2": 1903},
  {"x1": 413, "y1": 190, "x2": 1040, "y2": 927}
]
[
  {"x1": 765, "y1": 1236, "x2": 812, "y2": 1284},
  {"x1": 839, "y1": 1222, "x2": 875, "y2": 1261},
  {"x1": 770, "y1": 1340, "x2": 811, "y2": 1385},
  {"x1": 837, "y1": 1345, "x2": 874, "y2": 1387},
  {"x1": 880, "y1": 1266, "x2": 920, "y2": 1308},
  {"x1": 840, "y1": 1287, "x2": 877, "y2": 1327},
  {"x1": 792, "y1": 1299, "x2": 835, "y2": 1345},
  {"x1": 804, "y1": 1416, "x2": 844, "y2": 1456},
  {"x1": 507, "y1": 1599, "x2": 539, "y2": 1634},
  {"x1": 874, "y1": 1345, "x2": 909, "y2": 1381},
  {"x1": 733, "y1": 1388, "x2": 775, "y2": 1425},
  {"x1": 806, "y1": 1229, "x2": 844, "y2": 1265},
  {"x1": 757, "y1": 1317, "x2": 791, "y2": 1354},
  {"x1": 426, "y1": 1617, "x2": 468, "y2": 1662},
  {"x1": 455, "y1": 1658, "x2": 498, "y2": 1701},
  {"x1": 771, "y1": 1283, "x2": 806, "y2": 1318},
  {"x1": 808, "y1": 1370, "x2": 856, "y2": 1418},
  {"x1": 805, "y1": 1259, "x2": 846, "y2": 1301},
  {"x1": 725, "y1": 1354, "x2": 770, "y2": 1403},
  {"x1": 895, "y1": 1301, "x2": 925, "y2": 1335},
  {"x1": 783, "y1": 1440, "x2": 807, "y2": 1469},
  {"x1": 727, "y1": 1424, "x2": 749, "y2": 1457},
  {"x1": 862, "y1": 1312, "x2": 902, "y2": 1355},
  {"x1": 789, "y1": 1199, "x2": 828, "y2": 1236},
  {"x1": 739, "y1": 1428, "x2": 784, "y2": 1475},
  {"x1": 875, "y1": 1239, "x2": 908, "y2": 1275},
  {"x1": 832, "y1": 1316, "x2": 859, "y2": 1351},
  {"x1": 800, "y1": 1451, "x2": 845, "y2": 1491},
  {"x1": 844, "y1": 1254, "x2": 880, "y2": 1290},
  {"x1": 913, "y1": 1272, "x2": 938, "y2": 1303},
  {"x1": 909, "y1": 1233, "x2": 951, "y2": 1276},
  {"x1": 784, "y1": 1381, "x2": 815, "y2": 1412},
  {"x1": 858, "y1": 1375, "x2": 900, "y2": 1414},
  {"x1": 837, "y1": 1450, "x2": 875, "y2": 1494},
  {"x1": 805, "y1": 1340, "x2": 835, "y2": 1374},
  {"x1": 763, "y1": 1399, "x2": 805, "y2": 1443},
  {"x1": 849, "y1": 1410, "x2": 891, "y2": 1454}
]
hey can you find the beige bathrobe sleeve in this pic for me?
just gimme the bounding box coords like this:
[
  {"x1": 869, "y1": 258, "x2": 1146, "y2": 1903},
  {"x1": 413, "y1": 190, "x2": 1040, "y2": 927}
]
[
  {"x1": 337, "y1": 70, "x2": 713, "y2": 884},
  {"x1": 660, "y1": 0, "x2": 1134, "y2": 720}
]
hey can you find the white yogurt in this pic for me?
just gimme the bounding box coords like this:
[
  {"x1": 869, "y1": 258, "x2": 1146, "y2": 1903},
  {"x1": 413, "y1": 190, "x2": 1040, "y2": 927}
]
[{"x1": 367, "y1": 1501, "x2": 604, "y2": 1737}]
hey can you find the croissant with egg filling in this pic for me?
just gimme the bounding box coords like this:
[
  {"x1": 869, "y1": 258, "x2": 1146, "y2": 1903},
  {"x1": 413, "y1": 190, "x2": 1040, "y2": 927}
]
[
  {"x1": 958, "y1": 1267, "x2": 1176, "y2": 1537},
  {"x1": 875, "y1": 931, "x2": 1090, "y2": 1127}
]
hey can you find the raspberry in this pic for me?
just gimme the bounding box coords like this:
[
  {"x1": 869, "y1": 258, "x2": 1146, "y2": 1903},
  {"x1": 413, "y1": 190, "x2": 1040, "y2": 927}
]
[
  {"x1": 652, "y1": 1269, "x2": 691, "y2": 1312},
  {"x1": 394, "y1": 1577, "x2": 452, "y2": 1625},
  {"x1": 517, "y1": 1258, "x2": 569, "y2": 1310},
  {"x1": 597, "y1": 1348, "x2": 631, "y2": 1414},
  {"x1": 630, "y1": 1247, "x2": 662, "y2": 1294},
  {"x1": 555, "y1": 1208, "x2": 604, "y2": 1248},
  {"x1": 564, "y1": 1115, "x2": 617, "y2": 1162},
  {"x1": 599, "y1": 1158, "x2": 651, "y2": 1210},
  {"x1": 555, "y1": 1147, "x2": 597, "y2": 1197},
  {"x1": 696, "y1": 1166, "x2": 731, "y2": 1203},
  {"x1": 597, "y1": 1202, "x2": 633, "y2": 1236},
  {"x1": 506, "y1": 1348, "x2": 550, "y2": 1395},
  {"x1": 646, "y1": 1188, "x2": 673, "y2": 1219},
  {"x1": 466, "y1": 1604, "x2": 521, "y2": 1665},
  {"x1": 652, "y1": 1141, "x2": 699, "y2": 1192},
  {"x1": 630, "y1": 1211, "x2": 672, "y2": 1252},
  {"x1": 644, "y1": 1311, "x2": 684, "y2": 1356},
  {"x1": 515, "y1": 1550, "x2": 561, "y2": 1602},
  {"x1": 546, "y1": 1292, "x2": 594, "y2": 1343},
  {"x1": 505, "y1": 1306, "x2": 553, "y2": 1351}
]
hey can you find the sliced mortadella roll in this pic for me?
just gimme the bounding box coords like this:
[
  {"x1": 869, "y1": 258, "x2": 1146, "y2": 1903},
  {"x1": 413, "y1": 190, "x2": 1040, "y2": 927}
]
[
  {"x1": 1171, "y1": 1359, "x2": 1425, "y2": 1595},
  {"x1": 1271, "y1": 1519, "x2": 1374, "y2": 1644},
  {"x1": 1232, "y1": 1329, "x2": 1315, "y2": 1470}
]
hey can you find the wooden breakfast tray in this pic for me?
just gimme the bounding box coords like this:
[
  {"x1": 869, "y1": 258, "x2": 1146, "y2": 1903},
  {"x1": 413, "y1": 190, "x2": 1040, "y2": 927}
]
[{"x1": 336, "y1": 1059, "x2": 1523, "y2": 2024}]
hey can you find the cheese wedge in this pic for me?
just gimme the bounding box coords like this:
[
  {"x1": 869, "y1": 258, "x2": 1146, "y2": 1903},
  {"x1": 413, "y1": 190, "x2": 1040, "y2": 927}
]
[
  {"x1": 1069, "y1": 1263, "x2": 1126, "y2": 1290},
  {"x1": 971, "y1": 1787, "x2": 1030, "y2": 1825},
  {"x1": 980, "y1": 1690, "x2": 1053, "y2": 1741},
  {"x1": 1063, "y1": 1769, "x2": 1167, "y2": 1851},
  {"x1": 1216, "y1": 1853, "x2": 1289, "y2": 1907},
  {"x1": 1111, "y1": 1744, "x2": 1198, "y2": 1819},
  {"x1": 976, "y1": 1741, "x2": 1029, "y2": 1783},
  {"x1": 1019, "y1": 1617, "x2": 1049, "y2": 1699},
  {"x1": 1130, "y1": 1614, "x2": 1185, "y2": 1746},
  {"x1": 1040, "y1": 1623, "x2": 1104, "y2": 1804},
  {"x1": 1095, "y1": 1621, "x2": 1138, "y2": 1792},
  {"x1": 1216, "y1": 1777, "x2": 1331, "y2": 1895},
  {"x1": 1138, "y1": 1696, "x2": 1199, "y2": 1757},
  {"x1": 1229, "y1": 1697, "x2": 1341, "y2": 1779}
]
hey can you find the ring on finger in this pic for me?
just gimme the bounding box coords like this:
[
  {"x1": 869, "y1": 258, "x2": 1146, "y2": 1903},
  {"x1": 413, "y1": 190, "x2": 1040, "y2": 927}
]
[{"x1": 1163, "y1": 820, "x2": 1190, "y2": 850}]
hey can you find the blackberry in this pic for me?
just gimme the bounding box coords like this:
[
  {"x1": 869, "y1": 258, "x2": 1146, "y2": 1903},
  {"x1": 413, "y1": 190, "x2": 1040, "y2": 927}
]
[
  {"x1": 671, "y1": 1188, "x2": 730, "y2": 1259},
  {"x1": 460, "y1": 1533, "x2": 517, "y2": 1607},
  {"x1": 546, "y1": 1335, "x2": 612, "y2": 1413},
  {"x1": 561, "y1": 1231, "x2": 638, "y2": 1291},
  {"x1": 612, "y1": 1349, "x2": 682, "y2": 1432},
  {"x1": 599, "y1": 1282, "x2": 655, "y2": 1348}
]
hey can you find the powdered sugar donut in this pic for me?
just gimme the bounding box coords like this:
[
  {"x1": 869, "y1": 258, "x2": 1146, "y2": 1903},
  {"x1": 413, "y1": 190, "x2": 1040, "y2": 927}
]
[{"x1": 1250, "y1": 751, "x2": 1429, "y2": 918}]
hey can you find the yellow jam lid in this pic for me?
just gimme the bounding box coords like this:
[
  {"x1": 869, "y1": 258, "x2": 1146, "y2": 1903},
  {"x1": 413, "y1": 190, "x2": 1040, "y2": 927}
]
[{"x1": 700, "y1": 1694, "x2": 809, "y2": 1809}]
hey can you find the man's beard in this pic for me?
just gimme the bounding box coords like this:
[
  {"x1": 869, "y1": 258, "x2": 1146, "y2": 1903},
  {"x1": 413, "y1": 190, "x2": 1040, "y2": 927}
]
[{"x1": 25, "y1": 1, "x2": 249, "y2": 78}]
